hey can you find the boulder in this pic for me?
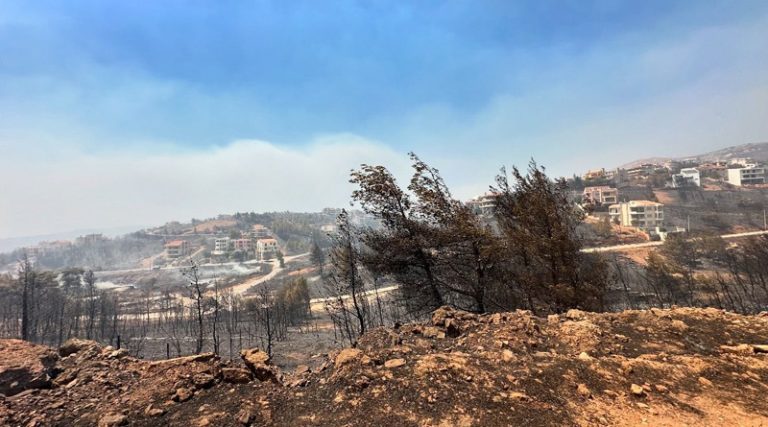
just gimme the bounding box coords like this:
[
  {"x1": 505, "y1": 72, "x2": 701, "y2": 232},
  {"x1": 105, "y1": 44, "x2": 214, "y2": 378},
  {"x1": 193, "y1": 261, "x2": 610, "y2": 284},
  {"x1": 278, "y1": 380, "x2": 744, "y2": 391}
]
[
  {"x1": 577, "y1": 383, "x2": 591, "y2": 398},
  {"x1": 630, "y1": 383, "x2": 645, "y2": 397},
  {"x1": 565, "y1": 309, "x2": 587, "y2": 321},
  {"x1": 173, "y1": 387, "x2": 194, "y2": 402},
  {"x1": 58, "y1": 338, "x2": 101, "y2": 357},
  {"x1": 384, "y1": 358, "x2": 406, "y2": 369},
  {"x1": 97, "y1": 413, "x2": 127, "y2": 427},
  {"x1": 240, "y1": 348, "x2": 280, "y2": 383},
  {"x1": 192, "y1": 373, "x2": 215, "y2": 389},
  {"x1": 0, "y1": 339, "x2": 58, "y2": 396},
  {"x1": 335, "y1": 348, "x2": 363, "y2": 368},
  {"x1": 222, "y1": 368, "x2": 253, "y2": 384},
  {"x1": 236, "y1": 408, "x2": 254, "y2": 425},
  {"x1": 720, "y1": 344, "x2": 753, "y2": 354},
  {"x1": 240, "y1": 349, "x2": 270, "y2": 368}
]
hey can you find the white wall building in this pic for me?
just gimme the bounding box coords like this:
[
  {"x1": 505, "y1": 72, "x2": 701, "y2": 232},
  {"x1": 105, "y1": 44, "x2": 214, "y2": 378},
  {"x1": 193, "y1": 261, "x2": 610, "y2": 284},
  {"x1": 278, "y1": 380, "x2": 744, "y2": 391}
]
[
  {"x1": 608, "y1": 200, "x2": 664, "y2": 230},
  {"x1": 213, "y1": 237, "x2": 231, "y2": 255},
  {"x1": 256, "y1": 238, "x2": 279, "y2": 260},
  {"x1": 582, "y1": 186, "x2": 618, "y2": 205},
  {"x1": 672, "y1": 168, "x2": 701, "y2": 188},
  {"x1": 727, "y1": 166, "x2": 765, "y2": 186}
]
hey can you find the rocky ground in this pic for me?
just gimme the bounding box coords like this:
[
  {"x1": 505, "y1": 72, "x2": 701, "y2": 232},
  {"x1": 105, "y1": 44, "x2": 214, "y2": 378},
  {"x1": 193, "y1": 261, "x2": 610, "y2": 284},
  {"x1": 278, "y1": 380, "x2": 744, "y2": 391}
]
[{"x1": 1, "y1": 306, "x2": 768, "y2": 426}]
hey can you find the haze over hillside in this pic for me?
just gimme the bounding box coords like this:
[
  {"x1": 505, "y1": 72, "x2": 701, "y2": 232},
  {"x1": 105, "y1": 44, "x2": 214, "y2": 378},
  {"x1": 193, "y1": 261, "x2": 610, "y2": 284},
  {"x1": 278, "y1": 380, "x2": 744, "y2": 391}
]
[{"x1": 620, "y1": 141, "x2": 768, "y2": 169}]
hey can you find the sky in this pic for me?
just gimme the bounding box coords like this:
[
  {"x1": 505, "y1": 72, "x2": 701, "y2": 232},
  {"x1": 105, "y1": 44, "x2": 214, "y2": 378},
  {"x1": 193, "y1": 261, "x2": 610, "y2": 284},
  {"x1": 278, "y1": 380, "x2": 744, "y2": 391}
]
[{"x1": 1, "y1": 1, "x2": 768, "y2": 238}]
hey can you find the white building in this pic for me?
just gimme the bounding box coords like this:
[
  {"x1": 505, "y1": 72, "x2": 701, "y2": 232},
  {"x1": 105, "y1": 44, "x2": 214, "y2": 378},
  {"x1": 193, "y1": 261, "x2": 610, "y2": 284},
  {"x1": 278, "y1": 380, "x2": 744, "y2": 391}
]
[
  {"x1": 727, "y1": 166, "x2": 765, "y2": 186},
  {"x1": 213, "y1": 237, "x2": 231, "y2": 255},
  {"x1": 672, "y1": 168, "x2": 701, "y2": 188},
  {"x1": 256, "y1": 238, "x2": 279, "y2": 260},
  {"x1": 165, "y1": 240, "x2": 189, "y2": 258},
  {"x1": 251, "y1": 224, "x2": 271, "y2": 238},
  {"x1": 608, "y1": 200, "x2": 664, "y2": 230},
  {"x1": 466, "y1": 192, "x2": 500, "y2": 216},
  {"x1": 582, "y1": 186, "x2": 618, "y2": 205}
]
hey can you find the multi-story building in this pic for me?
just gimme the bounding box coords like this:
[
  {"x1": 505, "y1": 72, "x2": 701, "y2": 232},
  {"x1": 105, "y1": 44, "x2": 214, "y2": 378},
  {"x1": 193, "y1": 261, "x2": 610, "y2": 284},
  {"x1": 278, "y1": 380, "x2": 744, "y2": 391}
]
[
  {"x1": 582, "y1": 186, "x2": 618, "y2": 206},
  {"x1": 213, "y1": 237, "x2": 231, "y2": 255},
  {"x1": 727, "y1": 166, "x2": 765, "y2": 186},
  {"x1": 165, "y1": 240, "x2": 189, "y2": 258},
  {"x1": 256, "y1": 238, "x2": 279, "y2": 260},
  {"x1": 466, "y1": 192, "x2": 500, "y2": 216},
  {"x1": 251, "y1": 224, "x2": 271, "y2": 239},
  {"x1": 233, "y1": 238, "x2": 253, "y2": 251},
  {"x1": 728, "y1": 157, "x2": 754, "y2": 167},
  {"x1": 671, "y1": 168, "x2": 701, "y2": 188},
  {"x1": 583, "y1": 168, "x2": 606, "y2": 180},
  {"x1": 608, "y1": 201, "x2": 664, "y2": 230}
]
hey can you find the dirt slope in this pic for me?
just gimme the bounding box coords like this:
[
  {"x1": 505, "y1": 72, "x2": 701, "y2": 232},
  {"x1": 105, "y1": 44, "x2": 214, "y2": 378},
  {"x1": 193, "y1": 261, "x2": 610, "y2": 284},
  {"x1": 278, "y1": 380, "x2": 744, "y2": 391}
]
[{"x1": 2, "y1": 307, "x2": 768, "y2": 426}]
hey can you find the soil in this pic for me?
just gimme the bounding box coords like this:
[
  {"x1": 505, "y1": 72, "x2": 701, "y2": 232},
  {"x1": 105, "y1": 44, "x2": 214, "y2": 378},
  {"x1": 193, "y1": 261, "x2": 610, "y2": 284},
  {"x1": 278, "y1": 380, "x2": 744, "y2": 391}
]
[{"x1": 2, "y1": 306, "x2": 768, "y2": 426}]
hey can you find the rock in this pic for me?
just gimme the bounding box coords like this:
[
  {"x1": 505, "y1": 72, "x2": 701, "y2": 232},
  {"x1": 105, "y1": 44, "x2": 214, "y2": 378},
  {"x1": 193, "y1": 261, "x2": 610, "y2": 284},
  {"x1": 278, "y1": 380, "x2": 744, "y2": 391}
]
[
  {"x1": 720, "y1": 344, "x2": 753, "y2": 354},
  {"x1": 98, "y1": 413, "x2": 127, "y2": 427},
  {"x1": 510, "y1": 391, "x2": 530, "y2": 401},
  {"x1": 431, "y1": 306, "x2": 455, "y2": 327},
  {"x1": 287, "y1": 377, "x2": 309, "y2": 388},
  {"x1": 193, "y1": 373, "x2": 216, "y2": 389},
  {"x1": 422, "y1": 326, "x2": 446, "y2": 340},
  {"x1": 384, "y1": 358, "x2": 406, "y2": 369},
  {"x1": 222, "y1": 368, "x2": 253, "y2": 384},
  {"x1": 578, "y1": 352, "x2": 594, "y2": 362},
  {"x1": 241, "y1": 349, "x2": 270, "y2": 368},
  {"x1": 501, "y1": 349, "x2": 515, "y2": 363},
  {"x1": 173, "y1": 387, "x2": 194, "y2": 402},
  {"x1": 335, "y1": 348, "x2": 364, "y2": 368},
  {"x1": 698, "y1": 377, "x2": 713, "y2": 387},
  {"x1": 753, "y1": 344, "x2": 768, "y2": 353},
  {"x1": 654, "y1": 384, "x2": 669, "y2": 393},
  {"x1": 670, "y1": 320, "x2": 689, "y2": 331},
  {"x1": 0, "y1": 339, "x2": 58, "y2": 396},
  {"x1": 107, "y1": 349, "x2": 129, "y2": 359},
  {"x1": 577, "y1": 383, "x2": 591, "y2": 398},
  {"x1": 294, "y1": 364, "x2": 310, "y2": 375},
  {"x1": 565, "y1": 309, "x2": 587, "y2": 321},
  {"x1": 241, "y1": 349, "x2": 280, "y2": 383},
  {"x1": 547, "y1": 314, "x2": 559, "y2": 325},
  {"x1": 59, "y1": 338, "x2": 101, "y2": 357},
  {"x1": 236, "y1": 408, "x2": 254, "y2": 425},
  {"x1": 630, "y1": 383, "x2": 645, "y2": 397},
  {"x1": 145, "y1": 404, "x2": 166, "y2": 417}
]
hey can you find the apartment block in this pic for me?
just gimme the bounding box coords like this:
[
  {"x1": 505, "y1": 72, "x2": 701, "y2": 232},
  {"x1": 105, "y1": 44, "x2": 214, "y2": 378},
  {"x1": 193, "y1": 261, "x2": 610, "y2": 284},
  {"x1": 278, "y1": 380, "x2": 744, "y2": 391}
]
[
  {"x1": 727, "y1": 166, "x2": 765, "y2": 186},
  {"x1": 608, "y1": 200, "x2": 664, "y2": 230},
  {"x1": 582, "y1": 186, "x2": 618, "y2": 205}
]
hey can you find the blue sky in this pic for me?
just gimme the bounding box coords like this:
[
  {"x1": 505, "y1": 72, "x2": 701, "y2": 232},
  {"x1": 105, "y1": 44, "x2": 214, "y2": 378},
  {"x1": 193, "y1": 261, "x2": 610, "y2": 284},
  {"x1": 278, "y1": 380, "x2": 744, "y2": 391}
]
[{"x1": 1, "y1": 1, "x2": 767, "y2": 238}]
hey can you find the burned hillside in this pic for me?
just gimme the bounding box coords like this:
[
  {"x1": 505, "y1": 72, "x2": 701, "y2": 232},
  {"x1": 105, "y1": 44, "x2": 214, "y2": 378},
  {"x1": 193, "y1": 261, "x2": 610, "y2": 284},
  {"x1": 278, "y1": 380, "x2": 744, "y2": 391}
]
[{"x1": 2, "y1": 306, "x2": 767, "y2": 426}]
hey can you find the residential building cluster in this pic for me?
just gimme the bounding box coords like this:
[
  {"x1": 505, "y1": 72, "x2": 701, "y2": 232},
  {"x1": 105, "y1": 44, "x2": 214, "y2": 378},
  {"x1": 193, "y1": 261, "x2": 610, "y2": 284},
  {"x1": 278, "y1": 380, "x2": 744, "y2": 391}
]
[{"x1": 163, "y1": 223, "x2": 281, "y2": 262}]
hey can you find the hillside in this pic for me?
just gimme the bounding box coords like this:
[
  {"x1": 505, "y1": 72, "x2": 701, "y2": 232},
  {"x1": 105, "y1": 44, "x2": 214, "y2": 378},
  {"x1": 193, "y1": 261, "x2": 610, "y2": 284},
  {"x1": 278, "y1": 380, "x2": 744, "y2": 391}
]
[
  {"x1": 620, "y1": 141, "x2": 768, "y2": 169},
  {"x1": 2, "y1": 307, "x2": 768, "y2": 426}
]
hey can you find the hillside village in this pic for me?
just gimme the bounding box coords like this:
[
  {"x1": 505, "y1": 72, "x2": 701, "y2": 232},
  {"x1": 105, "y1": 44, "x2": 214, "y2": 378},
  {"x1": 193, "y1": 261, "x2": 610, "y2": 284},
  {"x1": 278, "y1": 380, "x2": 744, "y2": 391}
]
[{"x1": 3, "y1": 149, "x2": 768, "y2": 426}]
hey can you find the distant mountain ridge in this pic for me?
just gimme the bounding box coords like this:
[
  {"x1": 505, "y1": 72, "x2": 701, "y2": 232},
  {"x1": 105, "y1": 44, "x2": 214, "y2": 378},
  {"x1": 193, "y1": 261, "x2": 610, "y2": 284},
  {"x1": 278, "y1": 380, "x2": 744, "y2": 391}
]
[
  {"x1": 619, "y1": 142, "x2": 768, "y2": 169},
  {"x1": 0, "y1": 226, "x2": 147, "y2": 253}
]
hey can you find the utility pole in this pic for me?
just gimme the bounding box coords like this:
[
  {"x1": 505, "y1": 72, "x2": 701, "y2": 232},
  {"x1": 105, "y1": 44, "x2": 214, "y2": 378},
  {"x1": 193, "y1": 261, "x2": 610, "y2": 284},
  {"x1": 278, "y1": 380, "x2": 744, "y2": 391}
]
[{"x1": 764, "y1": 209, "x2": 766, "y2": 230}]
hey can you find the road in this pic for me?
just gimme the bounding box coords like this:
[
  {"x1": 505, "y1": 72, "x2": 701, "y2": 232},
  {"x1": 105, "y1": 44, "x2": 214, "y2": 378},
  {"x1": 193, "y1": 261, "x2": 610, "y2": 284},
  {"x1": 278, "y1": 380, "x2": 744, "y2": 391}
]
[
  {"x1": 228, "y1": 252, "x2": 309, "y2": 295},
  {"x1": 96, "y1": 257, "x2": 266, "y2": 277},
  {"x1": 581, "y1": 229, "x2": 768, "y2": 253}
]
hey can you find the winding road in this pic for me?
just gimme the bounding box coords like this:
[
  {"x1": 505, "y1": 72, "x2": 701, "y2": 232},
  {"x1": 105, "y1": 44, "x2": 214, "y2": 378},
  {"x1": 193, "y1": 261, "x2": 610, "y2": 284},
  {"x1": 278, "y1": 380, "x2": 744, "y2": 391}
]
[{"x1": 581, "y1": 229, "x2": 768, "y2": 253}]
